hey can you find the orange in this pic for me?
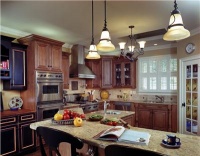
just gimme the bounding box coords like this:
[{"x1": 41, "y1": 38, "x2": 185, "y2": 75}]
[
  {"x1": 54, "y1": 113, "x2": 63, "y2": 121},
  {"x1": 74, "y1": 117, "x2": 83, "y2": 127}
]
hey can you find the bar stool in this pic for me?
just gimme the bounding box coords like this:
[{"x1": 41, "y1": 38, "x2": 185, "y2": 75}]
[
  {"x1": 105, "y1": 144, "x2": 164, "y2": 156},
  {"x1": 36, "y1": 126, "x2": 83, "y2": 156}
]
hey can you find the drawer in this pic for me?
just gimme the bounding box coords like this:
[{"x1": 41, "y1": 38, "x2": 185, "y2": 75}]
[
  {"x1": 0, "y1": 116, "x2": 18, "y2": 126},
  {"x1": 138, "y1": 104, "x2": 168, "y2": 110},
  {"x1": 19, "y1": 113, "x2": 36, "y2": 122}
]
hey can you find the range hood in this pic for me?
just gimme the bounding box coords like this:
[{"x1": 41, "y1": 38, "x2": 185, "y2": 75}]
[{"x1": 69, "y1": 45, "x2": 96, "y2": 79}]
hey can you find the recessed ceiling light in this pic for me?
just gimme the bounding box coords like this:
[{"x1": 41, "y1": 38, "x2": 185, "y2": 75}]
[{"x1": 154, "y1": 43, "x2": 158, "y2": 46}]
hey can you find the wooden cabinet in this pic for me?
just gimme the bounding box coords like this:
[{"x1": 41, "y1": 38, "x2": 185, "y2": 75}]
[
  {"x1": 62, "y1": 52, "x2": 70, "y2": 89},
  {"x1": 18, "y1": 34, "x2": 64, "y2": 72},
  {"x1": 85, "y1": 59, "x2": 102, "y2": 89},
  {"x1": 113, "y1": 57, "x2": 136, "y2": 88},
  {"x1": 121, "y1": 114, "x2": 134, "y2": 126},
  {"x1": 113, "y1": 102, "x2": 132, "y2": 111},
  {"x1": 1, "y1": 35, "x2": 15, "y2": 80},
  {"x1": 101, "y1": 56, "x2": 113, "y2": 88},
  {"x1": 34, "y1": 41, "x2": 62, "y2": 72},
  {"x1": 135, "y1": 103, "x2": 172, "y2": 132},
  {"x1": 3, "y1": 43, "x2": 27, "y2": 90},
  {"x1": 0, "y1": 113, "x2": 36, "y2": 156},
  {"x1": 0, "y1": 116, "x2": 18, "y2": 155}
]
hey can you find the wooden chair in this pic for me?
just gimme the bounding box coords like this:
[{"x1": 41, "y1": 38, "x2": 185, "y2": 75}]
[
  {"x1": 105, "y1": 144, "x2": 164, "y2": 156},
  {"x1": 36, "y1": 126, "x2": 83, "y2": 156}
]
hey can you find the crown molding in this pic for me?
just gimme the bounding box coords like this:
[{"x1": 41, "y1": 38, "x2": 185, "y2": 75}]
[{"x1": 1, "y1": 25, "x2": 31, "y2": 37}]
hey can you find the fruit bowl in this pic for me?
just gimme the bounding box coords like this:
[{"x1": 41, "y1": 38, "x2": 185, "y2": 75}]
[{"x1": 52, "y1": 118, "x2": 86, "y2": 125}]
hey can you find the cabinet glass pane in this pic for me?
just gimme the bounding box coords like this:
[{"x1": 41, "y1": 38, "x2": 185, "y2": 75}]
[
  {"x1": 193, "y1": 64, "x2": 198, "y2": 78},
  {"x1": 187, "y1": 65, "x2": 191, "y2": 78},
  {"x1": 192, "y1": 79, "x2": 197, "y2": 92},
  {"x1": 192, "y1": 93, "x2": 198, "y2": 106},
  {"x1": 115, "y1": 64, "x2": 121, "y2": 86},
  {"x1": 192, "y1": 121, "x2": 198, "y2": 134}
]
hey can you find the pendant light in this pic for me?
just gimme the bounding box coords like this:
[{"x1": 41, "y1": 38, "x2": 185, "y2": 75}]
[
  {"x1": 86, "y1": 0, "x2": 100, "y2": 59},
  {"x1": 163, "y1": 0, "x2": 190, "y2": 41},
  {"x1": 97, "y1": 0, "x2": 115, "y2": 52}
]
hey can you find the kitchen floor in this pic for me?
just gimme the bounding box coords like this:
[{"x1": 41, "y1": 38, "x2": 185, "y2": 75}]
[{"x1": 24, "y1": 146, "x2": 56, "y2": 156}]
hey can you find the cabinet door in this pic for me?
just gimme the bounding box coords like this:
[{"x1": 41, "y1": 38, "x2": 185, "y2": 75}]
[
  {"x1": 138, "y1": 109, "x2": 152, "y2": 129},
  {"x1": 51, "y1": 45, "x2": 62, "y2": 72},
  {"x1": 19, "y1": 123, "x2": 36, "y2": 152},
  {"x1": 121, "y1": 115, "x2": 134, "y2": 126},
  {"x1": 62, "y1": 52, "x2": 70, "y2": 89},
  {"x1": 101, "y1": 57, "x2": 112, "y2": 88},
  {"x1": 1, "y1": 125, "x2": 18, "y2": 155},
  {"x1": 113, "y1": 62, "x2": 123, "y2": 87},
  {"x1": 86, "y1": 59, "x2": 101, "y2": 88},
  {"x1": 34, "y1": 41, "x2": 50, "y2": 70},
  {"x1": 152, "y1": 110, "x2": 169, "y2": 131},
  {"x1": 1, "y1": 35, "x2": 15, "y2": 79}
]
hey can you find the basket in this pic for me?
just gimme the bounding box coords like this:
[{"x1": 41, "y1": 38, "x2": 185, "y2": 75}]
[
  {"x1": 51, "y1": 118, "x2": 86, "y2": 125},
  {"x1": 52, "y1": 118, "x2": 74, "y2": 125}
]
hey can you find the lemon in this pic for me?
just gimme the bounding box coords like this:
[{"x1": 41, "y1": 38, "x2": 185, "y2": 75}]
[
  {"x1": 54, "y1": 113, "x2": 63, "y2": 121},
  {"x1": 74, "y1": 117, "x2": 83, "y2": 127}
]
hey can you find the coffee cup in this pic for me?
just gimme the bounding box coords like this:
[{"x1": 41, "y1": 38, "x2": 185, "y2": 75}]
[{"x1": 166, "y1": 134, "x2": 180, "y2": 145}]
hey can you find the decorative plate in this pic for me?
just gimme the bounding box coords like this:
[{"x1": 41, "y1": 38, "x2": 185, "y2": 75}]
[
  {"x1": 9, "y1": 97, "x2": 23, "y2": 109},
  {"x1": 161, "y1": 139, "x2": 181, "y2": 148},
  {"x1": 100, "y1": 90, "x2": 109, "y2": 100}
]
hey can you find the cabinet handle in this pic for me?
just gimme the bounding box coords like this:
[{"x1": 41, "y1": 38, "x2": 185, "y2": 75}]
[{"x1": 182, "y1": 102, "x2": 186, "y2": 107}]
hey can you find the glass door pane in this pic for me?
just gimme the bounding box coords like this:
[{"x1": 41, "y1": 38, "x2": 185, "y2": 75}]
[{"x1": 185, "y1": 63, "x2": 199, "y2": 135}]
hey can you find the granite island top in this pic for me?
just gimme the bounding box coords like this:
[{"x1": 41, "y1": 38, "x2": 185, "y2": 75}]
[{"x1": 30, "y1": 110, "x2": 199, "y2": 156}]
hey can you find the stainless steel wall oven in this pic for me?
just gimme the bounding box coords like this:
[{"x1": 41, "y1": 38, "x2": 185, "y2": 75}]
[{"x1": 36, "y1": 71, "x2": 64, "y2": 121}]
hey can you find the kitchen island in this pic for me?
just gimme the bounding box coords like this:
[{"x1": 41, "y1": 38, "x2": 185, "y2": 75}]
[{"x1": 30, "y1": 110, "x2": 200, "y2": 156}]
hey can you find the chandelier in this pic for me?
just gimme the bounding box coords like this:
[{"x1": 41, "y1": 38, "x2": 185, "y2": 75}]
[
  {"x1": 119, "y1": 25, "x2": 146, "y2": 62},
  {"x1": 163, "y1": 0, "x2": 190, "y2": 41}
]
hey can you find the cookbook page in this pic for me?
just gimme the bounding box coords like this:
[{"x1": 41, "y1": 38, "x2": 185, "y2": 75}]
[{"x1": 100, "y1": 126, "x2": 125, "y2": 138}]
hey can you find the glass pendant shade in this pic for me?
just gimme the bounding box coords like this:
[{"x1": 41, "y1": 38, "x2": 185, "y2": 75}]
[
  {"x1": 128, "y1": 46, "x2": 135, "y2": 52},
  {"x1": 118, "y1": 42, "x2": 126, "y2": 50},
  {"x1": 86, "y1": 44, "x2": 100, "y2": 59},
  {"x1": 97, "y1": 0, "x2": 115, "y2": 52},
  {"x1": 163, "y1": 1, "x2": 190, "y2": 41},
  {"x1": 97, "y1": 37, "x2": 115, "y2": 52},
  {"x1": 138, "y1": 41, "x2": 146, "y2": 49}
]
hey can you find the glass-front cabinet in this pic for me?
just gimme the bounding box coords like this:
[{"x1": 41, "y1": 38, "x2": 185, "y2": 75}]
[
  {"x1": 185, "y1": 63, "x2": 199, "y2": 135},
  {"x1": 113, "y1": 57, "x2": 136, "y2": 88}
]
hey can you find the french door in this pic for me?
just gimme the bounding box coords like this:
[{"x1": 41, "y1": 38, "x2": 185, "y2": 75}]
[{"x1": 179, "y1": 54, "x2": 200, "y2": 135}]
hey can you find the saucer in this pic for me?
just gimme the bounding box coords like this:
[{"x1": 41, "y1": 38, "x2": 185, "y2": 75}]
[{"x1": 161, "y1": 139, "x2": 181, "y2": 148}]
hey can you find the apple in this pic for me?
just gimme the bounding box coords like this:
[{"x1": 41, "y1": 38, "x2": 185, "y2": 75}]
[{"x1": 63, "y1": 114, "x2": 70, "y2": 120}]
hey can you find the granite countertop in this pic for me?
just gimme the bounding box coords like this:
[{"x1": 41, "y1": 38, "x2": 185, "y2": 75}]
[
  {"x1": 30, "y1": 110, "x2": 199, "y2": 156},
  {"x1": 99, "y1": 99, "x2": 177, "y2": 105}
]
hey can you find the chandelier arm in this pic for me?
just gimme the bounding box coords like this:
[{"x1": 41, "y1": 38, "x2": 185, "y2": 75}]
[{"x1": 91, "y1": 0, "x2": 94, "y2": 44}]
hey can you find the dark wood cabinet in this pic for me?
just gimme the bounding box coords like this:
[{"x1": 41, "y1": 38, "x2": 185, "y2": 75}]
[
  {"x1": 3, "y1": 43, "x2": 27, "y2": 90},
  {"x1": 135, "y1": 103, "x2": 171, "y2": 132},
  {"x1": 101, "y1": 56, "x2": 113, "y2": 88},
  {"x1": 1, "y1": 35, "x2": 15, "y2": 80},
  {"x1": 0, "y1": 113, "x2": 36, "y2": 156},
  {"x1": 85, "y1": 59, "x2": 102, "y2": 89},
  {"x1": 62, "y1": 52, "x2": 70, "y2": 89},
  {"x1": 113, "y1": 57, "x2": 136, "y2": 88},
  {"x1": 1, "y1": 116, "x2": 18, "y2": 156}
]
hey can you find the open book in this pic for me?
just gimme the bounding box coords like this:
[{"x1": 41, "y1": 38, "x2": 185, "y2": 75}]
[{"x1": 93, "y1": 126, "x2": 151, "y2": 145}]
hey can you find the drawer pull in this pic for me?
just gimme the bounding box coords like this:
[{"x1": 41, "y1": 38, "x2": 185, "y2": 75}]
[{"x1": 21, "y1": 114, "x2": 34, "y2": 121}]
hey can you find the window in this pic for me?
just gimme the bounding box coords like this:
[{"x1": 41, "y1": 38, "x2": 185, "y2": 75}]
[{"x1": 138, "y1": 55, "x2": 177, "y2": 93}]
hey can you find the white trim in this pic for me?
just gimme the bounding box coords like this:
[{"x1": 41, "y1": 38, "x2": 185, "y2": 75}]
[{"x1": 1, "y1": 25, "x2": 31, "y2": 37}]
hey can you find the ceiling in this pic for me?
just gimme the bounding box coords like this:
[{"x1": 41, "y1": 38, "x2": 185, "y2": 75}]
[{"x1": 1, "y1": 0, "x2": 200, "y2": 55}]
